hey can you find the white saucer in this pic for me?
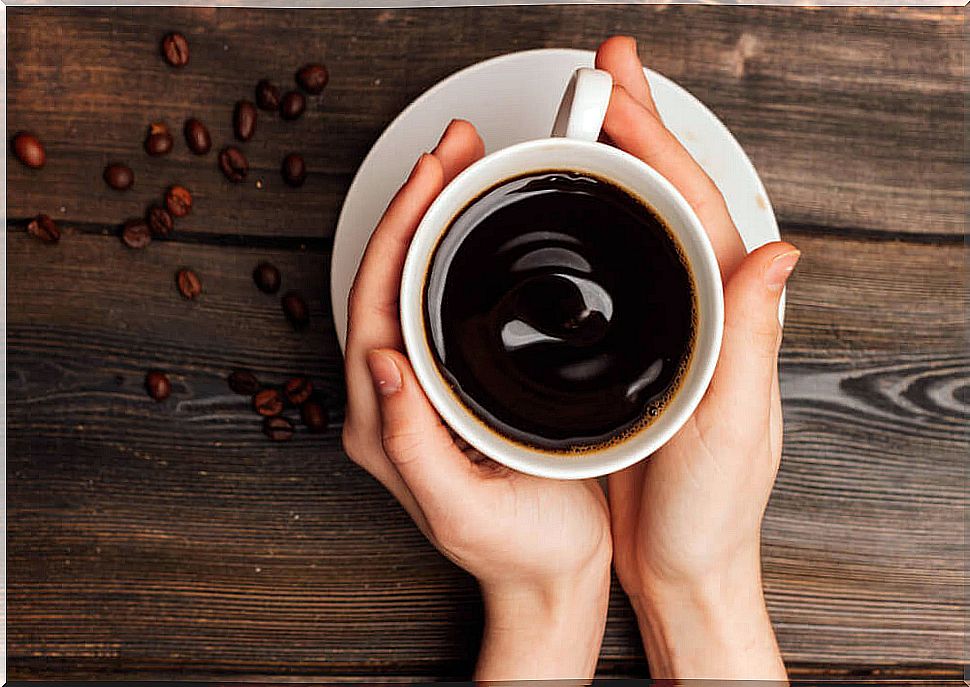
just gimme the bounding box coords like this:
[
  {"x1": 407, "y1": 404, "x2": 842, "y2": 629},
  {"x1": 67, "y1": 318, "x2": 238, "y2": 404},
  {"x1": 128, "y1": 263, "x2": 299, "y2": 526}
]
[{"x1": 331, "y1": 48, "x2": 779, "y2": 350}]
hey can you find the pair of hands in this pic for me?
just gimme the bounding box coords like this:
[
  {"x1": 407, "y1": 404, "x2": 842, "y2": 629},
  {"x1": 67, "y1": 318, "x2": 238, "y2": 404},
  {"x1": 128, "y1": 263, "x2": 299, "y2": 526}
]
[{"x1": 342, "y1": 36, "x2": 797, "y2": 681}]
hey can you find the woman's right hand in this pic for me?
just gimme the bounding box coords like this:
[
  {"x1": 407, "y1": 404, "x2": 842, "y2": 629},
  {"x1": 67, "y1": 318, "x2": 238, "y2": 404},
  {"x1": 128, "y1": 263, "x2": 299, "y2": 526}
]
[
  {"x1": 341, "y1": 120, "x2": 613, "y2": 681},
  {"x1": 595, "y1": 36, "x2": 796, "y2": 680}
]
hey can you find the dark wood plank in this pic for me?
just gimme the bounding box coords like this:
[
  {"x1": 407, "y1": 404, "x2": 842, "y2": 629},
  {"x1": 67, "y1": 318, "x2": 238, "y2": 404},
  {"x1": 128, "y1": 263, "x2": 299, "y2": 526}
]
[
  {"x1": 7, "y1": 3, "x2": 968, "y2": 680},
  {"x1": 5, "y1": 226, "x2": 342, "y2": 384},
  {"x1": 7, "y1": 225, "x2": 968, "y2": 678},
  {"x1": 7, "y1": 6, "x2": 966, "y2": 238}
]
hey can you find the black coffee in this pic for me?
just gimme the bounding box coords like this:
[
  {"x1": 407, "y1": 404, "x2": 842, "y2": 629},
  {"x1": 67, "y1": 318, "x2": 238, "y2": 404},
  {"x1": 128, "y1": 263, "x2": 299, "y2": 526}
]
[{"x1": 424, "y1": 170, "x2": 696, "y2": 453}]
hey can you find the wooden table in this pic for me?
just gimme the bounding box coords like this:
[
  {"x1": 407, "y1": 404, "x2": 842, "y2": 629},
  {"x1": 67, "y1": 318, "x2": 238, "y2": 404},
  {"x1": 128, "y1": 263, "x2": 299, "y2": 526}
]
[{"x1": 7, "y1": 6, "x2": 966, "y2": 681}]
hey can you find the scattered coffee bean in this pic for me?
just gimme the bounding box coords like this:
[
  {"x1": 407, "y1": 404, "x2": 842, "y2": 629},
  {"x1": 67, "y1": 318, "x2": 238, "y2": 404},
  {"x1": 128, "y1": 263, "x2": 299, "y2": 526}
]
[
  {"x1": 145, "y1": 122, "x2": 174, "y2": 156},
  {"x1": 228, "y1": 368, "x2": 260, "y2": 395},
  {"x1": 284, "y1": 377, "x2": 313, "y2": 405},
  {"x1": 145, "y1": 370, "x2": 172, "y2": 401},
  {"x1": 103, "y1": 163, "x2": 134, "y2": 190},
  {"x1": 281, "y1": 291, "x2": 310, "y2": 329},
  {"x1": 255, "y1": 79, "x2": 281, "y2": 111},
  {"x1": 161, "y1": 32, "x2": 189, "y2": 67},
  {"x1": 13, "y1": 132, "x2": 45, "y2": 168},
  {"x1": 146, "y1": 205, "x2": 174, "y2": 237},
  {"x1": 165, "y1": 185, "x2": 192, "y2": 217},
  {"x1": 184, "y1": 118, "x2": 211, "y2": 155},
  {"x1": 219, "y1": 146, "x2": 248, "y2": 182},
  {"x1": 263, "y1": 415, "x2": 294, "y2": 441},
  {"x1": 176, "y1": 268, "x2": 202, "y2": 300},
  {"x1": 27, "y1": 214, "x2": 59, "y2": 244},
  {"x1": 281, "y1": 152, "x2": 306, "y2": 188},
  {"x1": 121, "y1": 218, "x2": 152, "y2": 249},
  {"x1": 233, "y1": 100, "x2": 258, "y2": 142},
  {"x1": 296, "y1": 63, "x2": 329, "y2": 94},
  {"x1": 253, "y1": 388, "x2": 284, "y2": 417},
  {"x1": 300, "y1": 400, "x2": 328, "y2": 433},
  {"x1": 253, "y1": 262, "x2": 281, "y2": 294},
  {"x1": 280, "y1": 91, "x2": 306, "y2": 121}
]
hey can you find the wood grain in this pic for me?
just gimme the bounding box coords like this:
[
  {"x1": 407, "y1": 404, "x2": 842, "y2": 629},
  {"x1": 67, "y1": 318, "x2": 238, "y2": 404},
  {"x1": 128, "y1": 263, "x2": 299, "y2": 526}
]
[
  {"x1": 7, "y1": 224, "x2": 968, "y2": 677},
  {"x1": 6, "y1": 6, "x2": 966, "y2": 238},
  {"x1": 6, "y1": 4, "x2": 968, "y2": 681}
]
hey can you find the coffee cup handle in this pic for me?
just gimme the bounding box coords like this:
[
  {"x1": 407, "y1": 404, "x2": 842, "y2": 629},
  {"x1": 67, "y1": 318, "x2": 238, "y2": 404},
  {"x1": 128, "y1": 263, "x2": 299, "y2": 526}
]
[{"x1": 550, "y1": 68, "x2": 614, "y2": 141}]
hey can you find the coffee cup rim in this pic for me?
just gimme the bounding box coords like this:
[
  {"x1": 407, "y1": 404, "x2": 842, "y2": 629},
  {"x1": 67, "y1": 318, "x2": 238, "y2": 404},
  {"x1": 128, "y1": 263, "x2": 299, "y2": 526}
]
[{"x1": 400, "y1": 137, "x2": 723, "y2": 480}]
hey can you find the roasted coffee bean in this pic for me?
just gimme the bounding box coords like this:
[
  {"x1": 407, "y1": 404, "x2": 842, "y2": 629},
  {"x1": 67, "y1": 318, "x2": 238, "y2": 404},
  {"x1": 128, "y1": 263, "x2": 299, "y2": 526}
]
[
  {"x1": 176, "y1": 268, "x2": 202, "y2": 300},
  {"x1": 27, "y1": 214, "x2": 59, "y2": 244},
  {"x1": 281, "y1": 291, "x2": 310, "y2": 329},
  {"x1": 145, "y1": 122, "x2": 174, "y2": 156},
  {"x1": 296, "y1": 63, "x2": 329, "y2": 94},
  {"x1": 103, "y1": 163, "x2": 134, "y2": 190},
  {"x1": 13, "y1": 132, "x2": 45, "y2": 168},
  {"x1": 255, "y1": 79, "x2": 280, "y2": 111},
  {"x1": 263, "y1": 415, "x2": 294, "y2": 441},
  {"x1": 284, "y1": 377, "x2": 313, "y2": 405},
  {"x1": 253, "y1": 262, "x2": 281, "y2": 294},
  {"x1": 281, "y1": 152, "x2": 306, "y2": 188},
  {"x1": 228, "y1": 369, "x2": 259, "y2": 395},
  {"x1": 145, "y1": 371, "x2": 171, "y2": 401},
  {"x1": 161, "y1": 32, "x2": 189, "y2": 67},
  {"x1": 165, "y1": 185, "x2": 192, "y2": 217},
  {"x1": 300, "y1": 400, "x2": 328, "y2": 433},
  {"x1": 280, "y1": 91, "x2": 306, "y2": 121},
  {"x1": 219, "y1": 146, "x2": 248, "y2": 182},
  {"x1": 184, "y1": 118, "x2": 211, "y2": 155},
  {"x1": 253, "y1": 388, "x2": 284, "y2": 417},
  {"x1": 121, "y1": 218, "x2": 151, "y2": 249},
  {"x1": 233, "y1": 100, "x2": 258, "y2": 142},
  {"x1": 146, "y1": 205, "x2": 174, "y2": 237}
]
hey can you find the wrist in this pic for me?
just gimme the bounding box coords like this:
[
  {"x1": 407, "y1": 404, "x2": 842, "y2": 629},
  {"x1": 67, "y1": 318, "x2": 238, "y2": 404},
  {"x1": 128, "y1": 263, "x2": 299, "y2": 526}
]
[
  {"x1": 630, "y1": 549, "x2": 786, "y2": 681},
  {"x1": 475, "y1": 564, "x2": 611, "y2": 681}
]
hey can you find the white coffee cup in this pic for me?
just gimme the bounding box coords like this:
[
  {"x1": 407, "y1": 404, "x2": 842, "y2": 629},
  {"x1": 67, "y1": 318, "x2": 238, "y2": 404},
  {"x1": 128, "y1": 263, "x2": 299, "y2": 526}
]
[{"x1": 400, "y1": 68, "x2": 723, "y2": 480}]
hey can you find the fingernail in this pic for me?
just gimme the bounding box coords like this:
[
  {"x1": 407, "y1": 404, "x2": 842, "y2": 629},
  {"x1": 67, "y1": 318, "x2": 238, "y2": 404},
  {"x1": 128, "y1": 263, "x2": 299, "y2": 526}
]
[
  {"x1": 765, "y1": 249, "x2": 801, "y2": 292},
  {"x1": 611, "y1": 82, "x2": 629, "y2": 100},
  {"x1": 367, "y1": 350, "x2": 402, "y2": 396}
]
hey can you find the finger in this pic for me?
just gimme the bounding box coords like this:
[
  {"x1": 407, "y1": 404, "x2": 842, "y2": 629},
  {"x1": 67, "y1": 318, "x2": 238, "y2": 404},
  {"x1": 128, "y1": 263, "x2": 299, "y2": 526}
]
[
  {"x1": 432, "y1": 118, "x2": 485, "y2": 185},
  {"x1": 348, "y1": 152, "x2": 445, "y2": 336},
  {"x1": 367, "y1": 348, "x2": 481, "y2": 511},
  {"x1": 347, "y1": 118, "x2": 485, "y2": 344},
  {"x1": 595, "y1": 35, "x2": 657, "y2": 114},
  {"x1": 343, "y1": 153, "x2": 445, "y2": 479},
  {"x1": 602, "y1": 84, "x2": 746, "y2": 281},
  {"x1": 342, "y1": 121, "x2": 484, "y2": 546},
  {"x1": 607, "y1": 462, "x2": 644, "y2": 529},
  {"x1": 704, "y1": 241, "x2": 800, "y2": 421}
]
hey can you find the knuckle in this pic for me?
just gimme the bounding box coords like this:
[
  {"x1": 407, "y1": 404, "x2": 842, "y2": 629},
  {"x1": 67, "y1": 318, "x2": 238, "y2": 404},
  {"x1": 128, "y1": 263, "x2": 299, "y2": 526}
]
[
  {"x1": 429, "y1": 512, "x2": 480, "y2": 552},
  {"x1": 381, "y1": 424, "x2": 425, "y2": 464},
  {"x1": 754, "y1": 317, "x2": 783, "y2": 351},
  {"x1": 728, "y1": 315, "x2": 781, "y2": 358}
]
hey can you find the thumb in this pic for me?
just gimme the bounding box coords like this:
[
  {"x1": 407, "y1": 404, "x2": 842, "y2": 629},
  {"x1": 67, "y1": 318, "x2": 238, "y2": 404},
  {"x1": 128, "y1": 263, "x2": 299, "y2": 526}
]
[
  {"x1": 705, "y1": 241, "x2": 800, "y2": 411},
  {"x1": 366, "y1": 348, "x2": 480, "y2": 506}
]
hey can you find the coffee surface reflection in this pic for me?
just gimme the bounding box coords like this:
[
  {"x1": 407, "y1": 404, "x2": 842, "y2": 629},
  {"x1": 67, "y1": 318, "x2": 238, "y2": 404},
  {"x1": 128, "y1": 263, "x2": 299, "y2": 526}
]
[{"x1": 424, "y1": 171, "x2": 696, "y2": 453}]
